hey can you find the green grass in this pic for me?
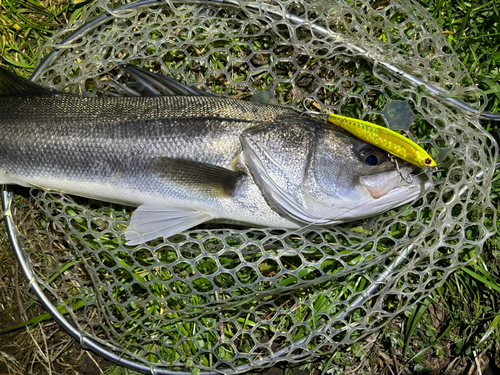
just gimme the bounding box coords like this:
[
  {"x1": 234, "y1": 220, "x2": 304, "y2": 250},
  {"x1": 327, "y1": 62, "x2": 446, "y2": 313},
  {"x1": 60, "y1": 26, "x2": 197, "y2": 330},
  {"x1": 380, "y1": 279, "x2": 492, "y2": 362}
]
[
  {"x1": 0, "y1": 0, "x2": 499, "y2": 374},
  {"x1": 0, "y1": 0, "x2": 86, "y2": 75},
  {"x1": 426, "y1": 0, "x2": 500, "y2": 114}
]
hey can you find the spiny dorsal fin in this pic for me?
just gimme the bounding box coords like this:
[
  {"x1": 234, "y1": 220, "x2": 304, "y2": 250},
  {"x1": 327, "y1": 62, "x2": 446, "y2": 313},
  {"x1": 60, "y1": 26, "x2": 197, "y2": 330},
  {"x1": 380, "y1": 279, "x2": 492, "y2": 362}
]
[
  {"x1": 123, "y1": 65, "x2": 212, "y2": 97},
  {"x1": 0, "y1": 66, "x2": 62, "y2": 96},
  {"x1": 250, "y1": 91, "x2": 280, "y2": 105}
]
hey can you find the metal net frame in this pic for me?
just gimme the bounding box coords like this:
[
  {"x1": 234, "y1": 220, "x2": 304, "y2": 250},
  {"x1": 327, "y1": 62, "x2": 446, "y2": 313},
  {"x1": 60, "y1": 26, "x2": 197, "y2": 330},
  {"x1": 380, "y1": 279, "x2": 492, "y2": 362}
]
[{"x1": 3, "y1": 0, "x2": 498, "y2": 373}]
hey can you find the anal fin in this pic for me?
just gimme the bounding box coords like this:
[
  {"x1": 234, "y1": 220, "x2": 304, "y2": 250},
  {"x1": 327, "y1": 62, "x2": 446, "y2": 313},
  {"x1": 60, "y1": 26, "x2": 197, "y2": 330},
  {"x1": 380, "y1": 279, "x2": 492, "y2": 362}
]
[{"x1": 124, "y1": 204, "x2": 212, "y2": 245}]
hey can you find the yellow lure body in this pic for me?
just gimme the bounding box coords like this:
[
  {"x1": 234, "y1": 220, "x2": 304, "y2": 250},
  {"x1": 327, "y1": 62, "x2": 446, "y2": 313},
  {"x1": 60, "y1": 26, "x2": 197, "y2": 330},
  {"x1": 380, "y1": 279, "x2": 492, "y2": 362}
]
[{"x1": 328, "y1": 114, "x2": 437, "y2": 168}]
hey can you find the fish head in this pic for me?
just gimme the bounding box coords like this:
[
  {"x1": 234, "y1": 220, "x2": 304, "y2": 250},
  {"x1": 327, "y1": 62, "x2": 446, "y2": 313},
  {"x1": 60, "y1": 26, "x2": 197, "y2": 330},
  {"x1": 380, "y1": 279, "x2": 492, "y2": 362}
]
[{"x1": 241, "y1": 115, "x2": 433, "y2": 226}]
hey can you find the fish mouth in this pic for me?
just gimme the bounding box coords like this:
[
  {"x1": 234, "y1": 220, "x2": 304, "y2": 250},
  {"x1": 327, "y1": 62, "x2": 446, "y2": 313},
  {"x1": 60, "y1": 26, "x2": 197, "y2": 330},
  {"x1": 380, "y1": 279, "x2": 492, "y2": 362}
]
[{"x1": 359, "y1": 166, "x2": 431, "y2": 199}]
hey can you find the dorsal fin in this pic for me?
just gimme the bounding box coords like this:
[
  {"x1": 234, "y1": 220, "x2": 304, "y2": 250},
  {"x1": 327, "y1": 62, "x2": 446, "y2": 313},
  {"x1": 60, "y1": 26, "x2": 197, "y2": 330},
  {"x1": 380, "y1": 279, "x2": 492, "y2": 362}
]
[
  {"x1": 250, "y1": 90, "x2": 280, "y2": 105},
  {"x1": 0, "y1": 67, "x2": 62, "y2": 96},
  {"x1": 122, "y1": 65, "x2": 212, "y2": 97}
]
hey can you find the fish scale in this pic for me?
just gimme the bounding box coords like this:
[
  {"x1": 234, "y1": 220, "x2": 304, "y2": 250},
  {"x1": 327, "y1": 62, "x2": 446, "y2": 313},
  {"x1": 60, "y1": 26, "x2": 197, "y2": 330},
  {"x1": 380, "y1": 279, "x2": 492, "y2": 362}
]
[
  {"x1": 0, "y1": 67, "x2": 432, "y2": 245},
  {"x1": 0, "y1": 94, "x2": 294, "y2": 174}
]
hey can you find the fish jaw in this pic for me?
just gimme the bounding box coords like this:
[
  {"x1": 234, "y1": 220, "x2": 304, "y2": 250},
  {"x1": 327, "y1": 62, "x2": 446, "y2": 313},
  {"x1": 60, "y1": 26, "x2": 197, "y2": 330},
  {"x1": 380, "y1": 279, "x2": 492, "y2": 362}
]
[
  {"x1": 297, "y1": 168, "x2": 433, "y2": 225},
  {"x1": 349, "y1": 170, "x2": 433, "y2": 219},
  {"x1": 359, "y1": 166, "x2": 414, "y2": 199}
]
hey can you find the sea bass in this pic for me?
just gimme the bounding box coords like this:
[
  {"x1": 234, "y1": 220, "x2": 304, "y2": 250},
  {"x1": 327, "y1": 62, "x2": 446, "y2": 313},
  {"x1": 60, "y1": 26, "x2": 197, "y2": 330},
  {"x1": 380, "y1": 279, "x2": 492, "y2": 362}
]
[{"x1": 0, "y1": 67, "x2": 432, "y2": 245}]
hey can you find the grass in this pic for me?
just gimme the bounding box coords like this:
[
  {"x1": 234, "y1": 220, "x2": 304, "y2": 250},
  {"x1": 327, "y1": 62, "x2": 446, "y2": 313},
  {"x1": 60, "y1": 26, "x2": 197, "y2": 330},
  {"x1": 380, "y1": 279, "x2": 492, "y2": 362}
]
[{"x1": 0, "y1": 0, "x2": 500, "y2": 374}]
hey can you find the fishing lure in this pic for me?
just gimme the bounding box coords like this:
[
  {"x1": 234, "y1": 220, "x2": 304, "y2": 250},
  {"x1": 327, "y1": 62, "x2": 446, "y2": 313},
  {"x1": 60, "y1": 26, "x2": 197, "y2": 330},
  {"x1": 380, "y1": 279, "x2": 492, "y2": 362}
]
[{"x1": 328, "y1": 113, "x2": 437, "y2": 169}]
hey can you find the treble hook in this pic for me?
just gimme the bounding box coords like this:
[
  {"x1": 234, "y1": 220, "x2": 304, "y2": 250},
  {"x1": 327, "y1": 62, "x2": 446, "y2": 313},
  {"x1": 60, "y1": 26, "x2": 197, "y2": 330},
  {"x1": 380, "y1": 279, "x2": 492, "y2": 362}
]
[{"x1": 390, "y1": 154, "x2": 414, "y2": 184}]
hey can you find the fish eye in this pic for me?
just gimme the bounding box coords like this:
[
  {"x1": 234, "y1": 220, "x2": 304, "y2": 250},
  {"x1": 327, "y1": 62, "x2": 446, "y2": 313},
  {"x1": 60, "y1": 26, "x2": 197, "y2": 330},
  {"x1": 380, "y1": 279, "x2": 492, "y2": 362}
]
[
  {"x1": 364, "y1": 154, "x2": 379, "y2": 165},
  {"x1": 358, "y1": 145, "x2": 387, "y2": 166}
]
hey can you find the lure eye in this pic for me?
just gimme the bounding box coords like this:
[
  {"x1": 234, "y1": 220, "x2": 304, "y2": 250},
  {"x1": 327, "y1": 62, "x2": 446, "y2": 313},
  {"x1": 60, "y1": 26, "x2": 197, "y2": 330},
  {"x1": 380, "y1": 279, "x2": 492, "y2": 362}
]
[
  {"x1": 358, "y1": 145, "x2": 387, "y2": 166},
  {"x1": 425, "y1": 158, "x2": 432, "y2": 165}
]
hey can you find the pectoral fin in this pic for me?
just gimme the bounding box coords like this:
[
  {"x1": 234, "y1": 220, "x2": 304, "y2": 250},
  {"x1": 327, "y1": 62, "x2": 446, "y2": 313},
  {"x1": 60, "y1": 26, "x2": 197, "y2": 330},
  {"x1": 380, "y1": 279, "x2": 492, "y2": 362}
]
[
  {"x1": 124, "y1": 205, "x2": 212, "y2": 245},
  {"x1": 153, "y1": 157, "x2": 243, "y2": 198}
]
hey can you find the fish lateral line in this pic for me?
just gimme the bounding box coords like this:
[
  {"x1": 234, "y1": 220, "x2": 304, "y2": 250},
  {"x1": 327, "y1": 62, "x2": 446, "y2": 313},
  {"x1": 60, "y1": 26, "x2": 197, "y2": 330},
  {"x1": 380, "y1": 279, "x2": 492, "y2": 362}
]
[
  {"x1": 0, "y1": 66, "x2": 437, "y2": 245},
  {"x1": 327, "y1": 113, "x2": 437, "y2": 169}
]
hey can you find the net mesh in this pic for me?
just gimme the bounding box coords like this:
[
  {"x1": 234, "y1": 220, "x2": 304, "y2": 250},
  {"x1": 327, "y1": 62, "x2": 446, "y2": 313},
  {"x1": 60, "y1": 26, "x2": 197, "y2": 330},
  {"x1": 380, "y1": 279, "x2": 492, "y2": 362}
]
[{"x1": 7, "y1": 0, "x2": 497, "y2": 372}]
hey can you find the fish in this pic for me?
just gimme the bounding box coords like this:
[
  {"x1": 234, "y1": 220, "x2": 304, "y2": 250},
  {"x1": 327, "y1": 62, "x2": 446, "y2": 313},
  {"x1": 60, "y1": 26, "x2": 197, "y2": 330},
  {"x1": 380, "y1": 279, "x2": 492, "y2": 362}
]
[
  {"x1": 328, "y1": 113, "x2": 437, "y2": 169},
  {"x1": 0, "y1": 66, "x2": 432, "y2": 245}
]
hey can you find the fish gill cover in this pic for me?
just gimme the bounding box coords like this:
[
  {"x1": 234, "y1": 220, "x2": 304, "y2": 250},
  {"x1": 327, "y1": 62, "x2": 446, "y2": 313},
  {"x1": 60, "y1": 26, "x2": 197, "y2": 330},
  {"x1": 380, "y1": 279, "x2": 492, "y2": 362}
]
[{"x1": 4, "y1": 0, "x2": 497, "y2": 373}]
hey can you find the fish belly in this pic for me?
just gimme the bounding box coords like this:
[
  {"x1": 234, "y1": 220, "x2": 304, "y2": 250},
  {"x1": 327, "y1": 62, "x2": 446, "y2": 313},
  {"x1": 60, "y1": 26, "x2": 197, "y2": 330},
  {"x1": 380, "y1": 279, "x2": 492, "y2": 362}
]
[{"x1": 0, "y1": 169, "x2": 298, "y2": 229}]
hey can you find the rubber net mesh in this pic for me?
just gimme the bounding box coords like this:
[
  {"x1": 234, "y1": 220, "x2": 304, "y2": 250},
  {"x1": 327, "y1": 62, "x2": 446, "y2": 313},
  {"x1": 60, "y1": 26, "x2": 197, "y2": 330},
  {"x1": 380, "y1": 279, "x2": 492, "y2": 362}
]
[{"x1": 7, "y1": 0, "x2": 497, "y2": 372}]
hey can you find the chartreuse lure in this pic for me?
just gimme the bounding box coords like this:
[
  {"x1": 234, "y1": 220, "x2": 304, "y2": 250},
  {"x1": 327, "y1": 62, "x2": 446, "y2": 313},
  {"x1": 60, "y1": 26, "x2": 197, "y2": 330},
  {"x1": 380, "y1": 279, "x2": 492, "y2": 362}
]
[{"x1": 328, "y1": 114, "x2": 437, "y2": 169}]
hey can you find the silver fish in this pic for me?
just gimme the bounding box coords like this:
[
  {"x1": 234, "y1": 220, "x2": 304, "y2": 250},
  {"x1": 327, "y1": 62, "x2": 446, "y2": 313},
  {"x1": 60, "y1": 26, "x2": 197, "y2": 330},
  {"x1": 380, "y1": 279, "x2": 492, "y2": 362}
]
[{"x1": 0, "y1": 67, "x2": 432, "y2": 245}]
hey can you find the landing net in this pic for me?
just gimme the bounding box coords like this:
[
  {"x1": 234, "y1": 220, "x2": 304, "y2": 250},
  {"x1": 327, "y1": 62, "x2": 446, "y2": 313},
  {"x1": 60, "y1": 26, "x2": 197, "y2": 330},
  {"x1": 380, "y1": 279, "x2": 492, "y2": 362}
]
[{"x1": 3, "y1": 0, "x2": 497, "y2": 373}]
